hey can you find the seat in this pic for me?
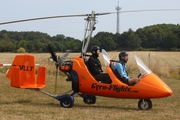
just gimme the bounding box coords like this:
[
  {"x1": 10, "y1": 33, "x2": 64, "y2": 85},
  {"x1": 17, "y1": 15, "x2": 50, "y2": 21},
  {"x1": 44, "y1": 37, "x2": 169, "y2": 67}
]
[
  {"x1": 84, "y1": 57, "x2": 93, "y2": 75},
  {"x1": 109, "y1": 61, "x2": 115, "y2": 70},
  {"x1": 6, "y1": 54, "x2": 46, "y2": 89}
]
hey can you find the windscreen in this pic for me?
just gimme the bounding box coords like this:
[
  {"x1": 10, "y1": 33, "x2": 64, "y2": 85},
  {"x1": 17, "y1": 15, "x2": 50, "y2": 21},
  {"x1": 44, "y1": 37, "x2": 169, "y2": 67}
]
[
  {"x1": 134, "y1": 54, "x2": 152, "y2": 76},
  {"x1": 101, "y1": 49, "x2": 111, "y2": 67}
]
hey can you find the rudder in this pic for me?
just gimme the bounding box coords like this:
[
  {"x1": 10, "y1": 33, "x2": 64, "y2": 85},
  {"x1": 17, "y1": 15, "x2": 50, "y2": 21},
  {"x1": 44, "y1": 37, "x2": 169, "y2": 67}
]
[{"x1": 6, "y1": 54, "x2": 46, "y2": 89}]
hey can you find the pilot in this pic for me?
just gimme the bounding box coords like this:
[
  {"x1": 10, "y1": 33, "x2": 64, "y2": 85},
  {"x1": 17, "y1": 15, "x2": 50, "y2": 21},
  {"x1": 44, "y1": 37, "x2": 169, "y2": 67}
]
[
  {"x1": 113, "y1": 51, "x2": 139, "y2": 86},
  {"x1": 88, "y1": 45, "x2": 112, "y2": 84}
]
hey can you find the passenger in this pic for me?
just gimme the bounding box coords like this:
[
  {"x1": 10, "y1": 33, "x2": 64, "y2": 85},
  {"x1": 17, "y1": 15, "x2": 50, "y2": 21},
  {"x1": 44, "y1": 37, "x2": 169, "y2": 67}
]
[
  {"x1": 114, "y1": 51, "x2": 139, "y2": 86},
  {"x1": 88, "y1": 45, "x2": 112, "y2": 84}
]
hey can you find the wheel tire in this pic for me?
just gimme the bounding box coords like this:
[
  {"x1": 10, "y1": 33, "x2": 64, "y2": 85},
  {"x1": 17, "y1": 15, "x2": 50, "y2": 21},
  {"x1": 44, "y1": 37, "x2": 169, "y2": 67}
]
[
  {"x1": 60, "y1": 100, "x2": 73, "y2": 108},
  {"x1": 83, "y1": 95, "x2": 96, "y2": 104},
  {"x1": 138, "y1": 99, "x2": 152, "y2": 110}
]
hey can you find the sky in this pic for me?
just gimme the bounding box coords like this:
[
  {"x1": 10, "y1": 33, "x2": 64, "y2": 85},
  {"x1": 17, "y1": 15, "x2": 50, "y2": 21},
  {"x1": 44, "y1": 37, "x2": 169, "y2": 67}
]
[{"x1": 0, "y1": 0, "x2": 180, "y2": 40}]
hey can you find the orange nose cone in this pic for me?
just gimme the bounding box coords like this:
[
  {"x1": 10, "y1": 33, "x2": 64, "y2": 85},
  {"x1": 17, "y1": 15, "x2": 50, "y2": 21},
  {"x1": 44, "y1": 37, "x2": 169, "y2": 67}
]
[
  {"x1": 152, "y1": 82, "x2": 173, "y2": 98},
  {"x1": 140, "y1": 73, "x2": 173, "y2": 98},
  {"x1": 163, "y1": 85, "x2": 173, "y2": 96}
]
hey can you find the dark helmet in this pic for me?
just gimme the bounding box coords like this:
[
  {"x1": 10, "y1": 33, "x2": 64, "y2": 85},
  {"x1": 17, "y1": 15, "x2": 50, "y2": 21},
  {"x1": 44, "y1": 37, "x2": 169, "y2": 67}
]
[
  {"x1": 90, "y1": 45, "x2": 100, "y2": 55},
  {"x1": 119, "y1": 51, "x2": 128, "y2": 60}
]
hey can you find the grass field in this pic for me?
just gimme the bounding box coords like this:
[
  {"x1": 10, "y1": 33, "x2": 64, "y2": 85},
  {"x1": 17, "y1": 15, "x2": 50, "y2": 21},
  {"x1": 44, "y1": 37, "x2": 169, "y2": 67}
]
[{"x1": 0, "y1": 52, "x2": 180, "y2": 120}]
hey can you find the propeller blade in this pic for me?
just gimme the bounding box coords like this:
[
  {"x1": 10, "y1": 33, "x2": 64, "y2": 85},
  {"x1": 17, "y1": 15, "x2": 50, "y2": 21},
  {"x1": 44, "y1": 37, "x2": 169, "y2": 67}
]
[
  {"x1": 57, "y1": 50, "x2": 71, "y2": 67},
  {"x1": 57, "y1": 56, "x2": 63, "y2": 67},
  {"x1": 61, "y1": 50, "x2": 71, "y2": 59},
  {"x1": 54, "y1": 68, "x2": 58, "y2": 94},
  {"x1": 48, "y1": 44, "x2": 59, "y2": 94},
  {"x1": 48, "y1": 44, "x2": 57, "y2": 62}
]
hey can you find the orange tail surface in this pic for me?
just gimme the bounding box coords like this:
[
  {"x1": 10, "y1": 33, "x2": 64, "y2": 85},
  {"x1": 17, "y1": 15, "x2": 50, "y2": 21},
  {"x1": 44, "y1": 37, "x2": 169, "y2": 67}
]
[{"x1": 6, "y1": 54, "x2": 46, "y2": 89}]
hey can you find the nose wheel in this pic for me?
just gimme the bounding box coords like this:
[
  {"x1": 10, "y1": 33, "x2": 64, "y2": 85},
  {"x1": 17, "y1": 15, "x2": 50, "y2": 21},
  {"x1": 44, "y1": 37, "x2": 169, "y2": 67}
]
[
  {"x1": 138, "y1": 99, "x2": 152, "y2": 110},
  {"x1": 55, "y1": 94, "x2": 74, "y2": 108},
  {"x1": 60, "y1": 100, "x2": 74, "y2": 108}
]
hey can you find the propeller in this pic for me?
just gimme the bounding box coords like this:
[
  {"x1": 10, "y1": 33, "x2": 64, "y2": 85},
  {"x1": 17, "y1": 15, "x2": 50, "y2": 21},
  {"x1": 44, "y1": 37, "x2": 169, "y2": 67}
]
[
  {"x1": 48, "y1": 44, "x2": 70, "y2": 94},
  {"x1": 48, "y1": 44, "x2": 57, "y2": 62},
  {"x1": 47, "y1": 44, "x2": 58, "y2": 93},
  {"x1": 57, "y1": 50, "x2": 71, "y2": 66}
]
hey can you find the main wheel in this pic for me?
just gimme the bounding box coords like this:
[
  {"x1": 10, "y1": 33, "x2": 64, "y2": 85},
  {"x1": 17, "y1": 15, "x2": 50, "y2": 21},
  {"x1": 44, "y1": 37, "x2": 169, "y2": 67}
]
[
  {"x1": 59, "y1": 94, "x2": 74, "y2": 108},
  {"x1": 138, "y1": 99, "x2": 152, "y2": 110},
  {"x1": 60, "y1": 100, "x2": 73, "y2": 108},
  {"x1": 83, "y1": 95, "x2": 96, "y2": 104}
]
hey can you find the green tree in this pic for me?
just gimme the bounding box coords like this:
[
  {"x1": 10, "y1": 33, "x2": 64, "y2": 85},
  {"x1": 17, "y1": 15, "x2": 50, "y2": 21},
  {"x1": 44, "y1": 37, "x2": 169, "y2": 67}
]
[
  {"x1": 88, "y1": 38, "x2": 101, "y2": 52},
  {"x1": 17, "y1": 47, "x2": 26, "y2": 53},
  {"x1": 6, "y1": 42, "x2": 16, "y2": 52},
  {"x1": 34, "y1": 40, "x2": 45, "y2": 52},
  {"x1": 125, "y1": 30, "x2": 141, "y2": 49},
  {"x1": 101, "y1": 36, "x2": 116, "y2": 51},
  {"x1": 163, "y1": 33, "x2": 179, "y2": 50},
  {"x1": 18, "y1": 40, "x2": 27, "y2": 50},
  {"x1": 26, "y1": 41, "x2": 36, "y2": 52}
]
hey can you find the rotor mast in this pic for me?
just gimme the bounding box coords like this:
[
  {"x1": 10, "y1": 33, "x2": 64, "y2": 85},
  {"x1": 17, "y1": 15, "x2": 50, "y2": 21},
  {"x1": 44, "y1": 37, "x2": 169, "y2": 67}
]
[{"x1": 81, "y1": 11, "x2": 97, "y2": 58}]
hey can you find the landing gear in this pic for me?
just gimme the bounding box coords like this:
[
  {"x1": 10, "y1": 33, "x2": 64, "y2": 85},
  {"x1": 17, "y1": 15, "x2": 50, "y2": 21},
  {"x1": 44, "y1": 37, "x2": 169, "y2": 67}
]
[
  {"x1": 138, "y1": 99, "x2": 152, "y2": 110},
  {"x1": 55, "y1": 94, "x2": 74, "y2": 108},
  {"x1": 60, "y1": 100, "x2": 74, "y2": 108},
  {"x1": 78, "y1": 93, "x2": 96, "y2": 104},
  {"x1": 56, "y1": 93, "x2": 96, "y2": 108},
  {"x1": 83, "y1": 95, "x2": 96, "y2": 104}
]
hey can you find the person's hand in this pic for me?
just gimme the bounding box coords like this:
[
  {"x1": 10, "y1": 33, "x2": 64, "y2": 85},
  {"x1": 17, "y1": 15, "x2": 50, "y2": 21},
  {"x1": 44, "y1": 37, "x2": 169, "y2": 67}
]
[
  {"x1": 138, "y1": 72, "x2": 148, "y2": 79},
  {"x1": 142, "y1": 72, "x2": 148, "y2": 77}
]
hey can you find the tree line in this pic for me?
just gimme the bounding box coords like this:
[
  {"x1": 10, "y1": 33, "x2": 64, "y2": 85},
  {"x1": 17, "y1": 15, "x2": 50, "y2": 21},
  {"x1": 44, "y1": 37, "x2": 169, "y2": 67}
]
[{"x1": 0, "y1": 23, "x2": 180, "y2": 53}]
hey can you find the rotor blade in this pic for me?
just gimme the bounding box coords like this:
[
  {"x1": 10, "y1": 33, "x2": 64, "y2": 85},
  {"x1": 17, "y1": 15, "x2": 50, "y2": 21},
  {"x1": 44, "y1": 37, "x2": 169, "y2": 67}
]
[
  {"x1": 0, "y1": 14, "x2": 88, "y2": 25},
  {"x1": 1, "y1": 9, "x2": 179, "y2": 25},
  {"x1": 0, "y1": 11, "x2": 117, "y2": 26},
  {"x1": 120, "y1": 9, "x2": 180, "y2": 13},
  {"x1": 88, "y1": 9, "x2": 180, "y2": 16},
  {"x1": 95, "y1": 12, "x2": 116, "y2": 16},
  {"x1": 48, "y1": 44, "x2": 57, "y2": 62}
]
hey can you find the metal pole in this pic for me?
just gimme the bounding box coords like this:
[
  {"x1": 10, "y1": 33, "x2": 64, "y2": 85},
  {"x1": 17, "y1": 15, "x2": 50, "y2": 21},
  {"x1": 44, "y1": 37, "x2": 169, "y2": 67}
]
[
  {"x1": 148, "y1": 53, "x2": 151, "y2": 68},
  {"x1": 115, "y1": 1, "x2": 122, "y2": 34}
]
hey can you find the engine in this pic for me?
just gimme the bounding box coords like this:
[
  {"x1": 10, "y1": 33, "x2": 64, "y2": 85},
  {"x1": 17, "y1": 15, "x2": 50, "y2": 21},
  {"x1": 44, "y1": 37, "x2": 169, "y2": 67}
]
[{"x1": 59, "y1": 60, "x2": 72, "y2": 73}]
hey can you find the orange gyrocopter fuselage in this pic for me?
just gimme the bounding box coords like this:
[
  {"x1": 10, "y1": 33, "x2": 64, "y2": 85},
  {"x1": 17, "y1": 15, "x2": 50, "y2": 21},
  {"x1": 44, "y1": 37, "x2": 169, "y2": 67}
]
[{"x1": 71, "y1": 56, "x2": 172, "y2": 99}]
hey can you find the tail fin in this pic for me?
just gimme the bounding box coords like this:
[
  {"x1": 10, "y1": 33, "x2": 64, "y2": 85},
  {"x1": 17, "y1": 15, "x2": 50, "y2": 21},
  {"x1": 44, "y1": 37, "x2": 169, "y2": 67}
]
[{"x1": 6, "y1": 54, "x2": 46, "y2": 89}]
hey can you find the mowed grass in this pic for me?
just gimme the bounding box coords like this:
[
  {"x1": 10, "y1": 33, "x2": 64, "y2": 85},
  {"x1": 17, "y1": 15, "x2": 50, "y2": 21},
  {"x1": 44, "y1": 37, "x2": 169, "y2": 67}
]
[{"x1": 0, "y1": 52, "x2": 180, "y2": 120}]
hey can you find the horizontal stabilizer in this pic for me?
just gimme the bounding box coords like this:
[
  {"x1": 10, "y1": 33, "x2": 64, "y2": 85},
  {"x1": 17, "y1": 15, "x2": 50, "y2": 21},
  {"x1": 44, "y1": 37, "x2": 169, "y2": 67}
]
[{"x1": 6, "y1": 54, "x2": 46, "y2": 89}]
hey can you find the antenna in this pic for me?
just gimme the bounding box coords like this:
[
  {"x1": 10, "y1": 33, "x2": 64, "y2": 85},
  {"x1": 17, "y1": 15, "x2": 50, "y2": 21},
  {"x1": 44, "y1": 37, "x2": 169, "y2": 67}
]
[{"x1": 115, "y1": 1, "x2": 122, "y2": 34}]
